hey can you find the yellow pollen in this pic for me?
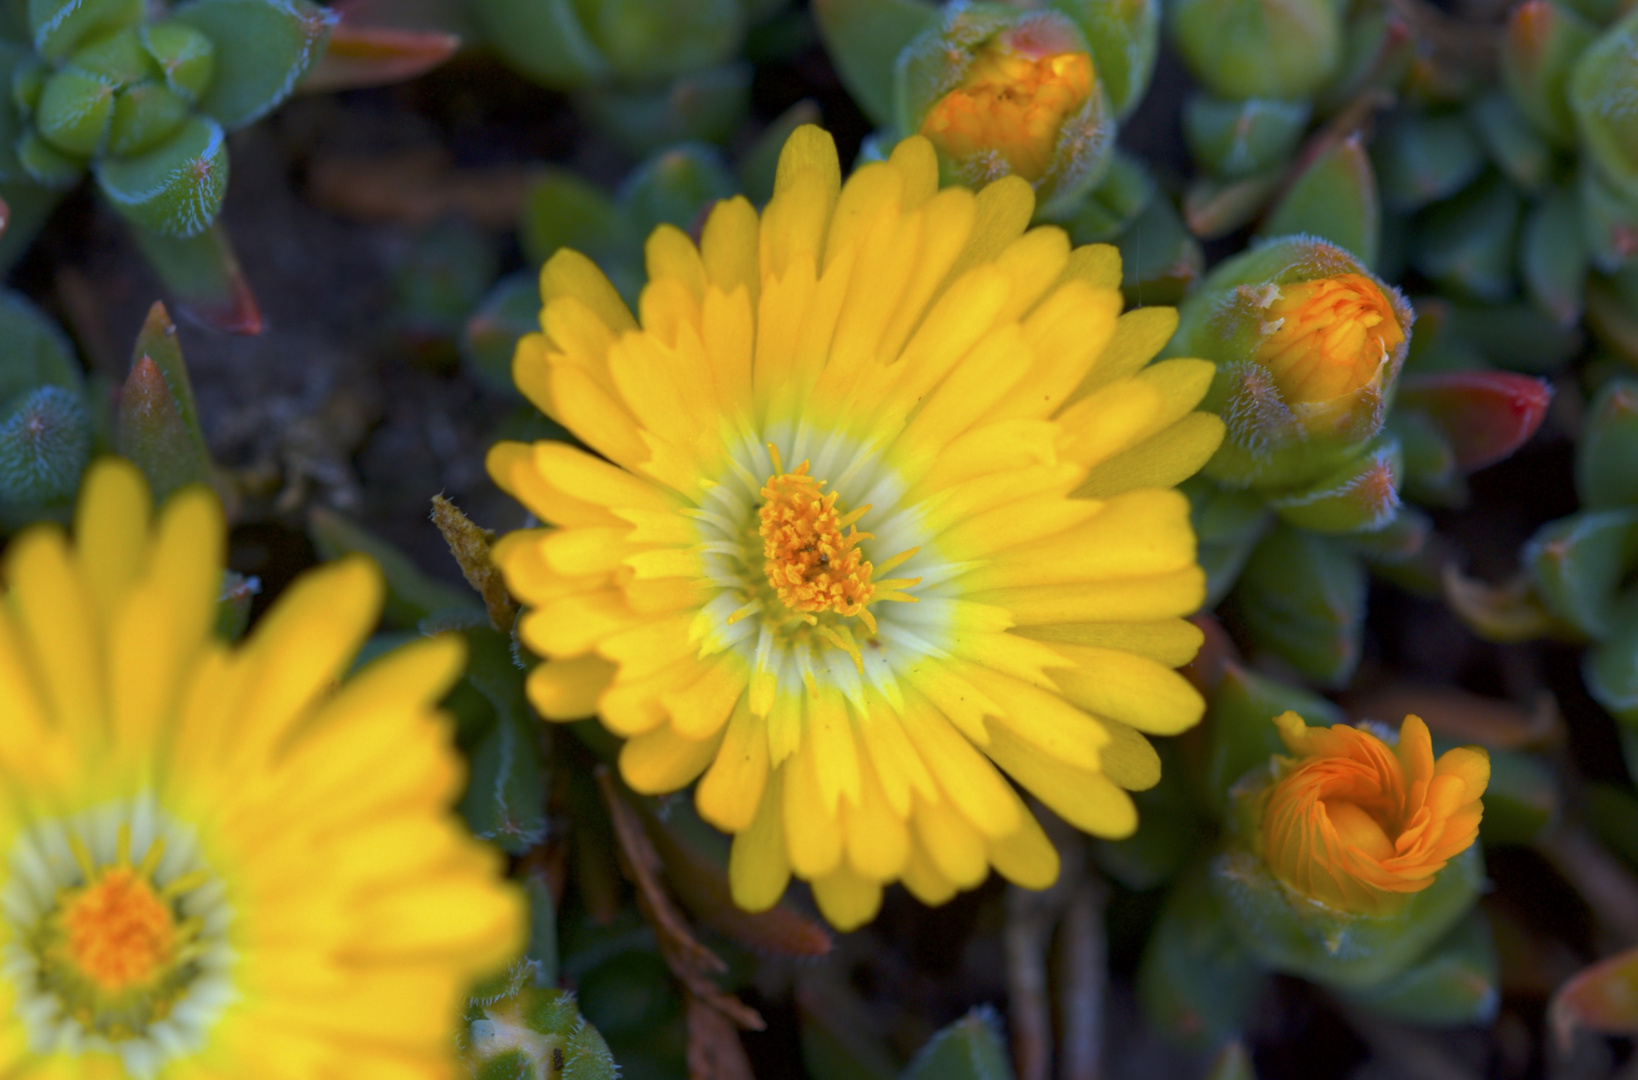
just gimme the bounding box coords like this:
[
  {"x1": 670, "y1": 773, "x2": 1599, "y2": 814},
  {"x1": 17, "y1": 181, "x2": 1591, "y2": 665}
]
[
  {"x1": 759, "y1": 460, "x2": 877, "y2": 626},
  {"x1": 60, "y1": 868, "x2": 176, "y2": 991}
]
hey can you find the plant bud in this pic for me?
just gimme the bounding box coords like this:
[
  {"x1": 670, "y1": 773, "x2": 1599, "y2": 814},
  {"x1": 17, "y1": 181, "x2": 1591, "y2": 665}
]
[
  {"x1": 1259, "y1": 711, "x2": 1488, "y2": 916},
  {"x1": 1570, "y1": 8, "x2": 1638, "y2": 206},
  {"x1": 1184, "y1": 95, "x2": 1310, "y2": 181},
  {"x1": 1577, "y1": 377, "x2": 1638, "y2": 509},
  {"x1": 1501, "y1": 0, "x2": 1597, "y2": 146},
  {"x1": 1052, "y1": 0, "x2": 1160, "y2": 119},
  {"x1": 897, "y1": 4, "x2": 1112, "y2": 216},
  {"x1": 1169, "y1": 0, "x2": 1342, "y2": 100},
  {"x1": 1179, "y1": 237, "x2": 1411, "y2": 489},
  {"x1": 0, "y1": 385, "x2": 91, "y2": 507}
]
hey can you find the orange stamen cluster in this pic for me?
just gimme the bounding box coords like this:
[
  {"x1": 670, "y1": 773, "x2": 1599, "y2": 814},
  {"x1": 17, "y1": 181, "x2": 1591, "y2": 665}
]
[
  {"x1": 920, "y1": 43, "x2": 1094, "y2": 182},
  {"x1": 759, "y1": 461, "x2": 876, "y2": 626},
  {"x1": 60, "y1": 868, "x2": 177, "y2": 991},
  {"x1": 33, "y1": 827, "x2": 208, "y2": 1037},
  {"x1": 1256, "y1": 274, "x2": 1405, "y2": 404}
]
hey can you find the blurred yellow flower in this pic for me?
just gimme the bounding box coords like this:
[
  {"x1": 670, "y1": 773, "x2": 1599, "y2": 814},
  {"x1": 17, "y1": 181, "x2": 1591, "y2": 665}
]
[
  {"x1": 1254, "y1": 273, "x2": 1406, "y2": 406},
  {"x1": 1262, "y1": 711, "x2": 1489, "y2": 916},
  {"x1": 490, "y1": 125, "x2": 1225, "y2": 930},
  {"x1": 0, "y1": 459, "x2": 523, "y2": 1079}
]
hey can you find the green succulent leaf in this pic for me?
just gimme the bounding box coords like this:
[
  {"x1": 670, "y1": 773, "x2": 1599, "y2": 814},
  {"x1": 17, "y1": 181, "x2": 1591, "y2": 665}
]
[
  {"x1": 1234, "y1": 525, "x2": 1367, "y2": 687},
  {"x1": 1260, "y1": 134, "x2": 1380, "y2": 268},
  {"x1": 1268, "y1": 439, "x2": 1402, "y2": 535},
  {"x1": 11, "y1": 53, "x2": 46, "y2": 115},
  {"x1": 170, "y1": 0, "x2": 336, "y2": 130},
  {"x1": 106, "y1": 79, "x2": 189, "y2": 156},
  {"x1": 1338, "y1": 910, "x2": 1500, "y2": 1025},
  {"x1": 0, "y1": 287, "x2": 80, "y2": 407},
  {"x1": 812, "y1": 0, "x2": 938, "y2": 127},
  {"x1": 1414, "y1": 173, "x2": 1522, "y2": 302},
  {"x1": 1169, "y1": 0, "x2": 1340, "y2": 100},
  {"x1": 28, "y1": 0, "x2": 142, "y2": 61},
  {"x1": 17, "y1": 126, "x2": 84, "y2": 185},
  {"x1": 586, "y1": 0, "x2": 744, "y2": 83},
  {"x1": 34, "y1": 64, "x2": 114, "y2": 157},
  {"x1": 618, "y1": 141, "x2": 735, "y2": 237},
  {"x1": 1578, "y1": 378, "x2": 1638, "y2": 509},
  {"x1": 1468, "y1": 90, "x2": 1553, "y2": 191},
  {"x1": 464, "y1": 0, "x2": 607, "y2": 90},
  {"x1": 69, "y1": 24, "x2": 155, "y2": 86},
  {"x1": 1569, "y1": 7, "x2": 1638, "y2": 206},
  {"x1": 1204, "y1": 662, "x2": 1340, "y2": 813},
  {"x1": 94, "y1": 113, "x2": 227, "y2": 236},
  {"x1": 139, "y1": 21, "x2": 216, "y2": 105},
  {"x1": 1524, "y1": 508, "x2": 1638, "y2": 637},
  {"x1": 1501, "y1": 0, "x2": 1596, "y2": 146},
  {"x1": 1184, "y1": 95, "x2": 1310, "y2": 182},
  {"x1": 1375, "y1": 112, "x2": 1485, "y2": 213},
  {"x1": 0, "y1": 384, "x2": 90, "y2": 508},
  {"x1": 901, "y1": 1007, "x2": 1015, "y2": 1080},
  {"x1": 1520, "y1": 183, "x2": 1587, "y2": 325},
  {"x1": 574, "y1": 62, "x2": 750, "y2": 154},
  {"x1": 1137, "y1": 861, "x2": 1268, "y2": 1046}
]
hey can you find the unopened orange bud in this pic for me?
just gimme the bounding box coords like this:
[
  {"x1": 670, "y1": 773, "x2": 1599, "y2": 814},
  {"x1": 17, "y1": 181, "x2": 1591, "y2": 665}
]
[
  {"x1": 1261, "y1": 711, "x2": 1489, "y2": 916},
  {"x1": 919, "y1": 40, "x2": 1095, "y2": 183},
  {"x1": 1254, "y1": 274, "x2": 1407, "y2": 406}
]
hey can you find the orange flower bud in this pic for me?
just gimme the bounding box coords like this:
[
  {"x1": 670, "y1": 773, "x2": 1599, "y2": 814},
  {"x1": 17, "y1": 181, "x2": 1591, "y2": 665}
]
[
  {"x1": 919, "y1": 35, "x2": 1096, "y2": 184},
  {"x1": 1254, "y1": 273, "x2": 1407, "y2": 406},
  {"x1": 1261, "y1": 711, "x2": 1488, "y2": 916}
]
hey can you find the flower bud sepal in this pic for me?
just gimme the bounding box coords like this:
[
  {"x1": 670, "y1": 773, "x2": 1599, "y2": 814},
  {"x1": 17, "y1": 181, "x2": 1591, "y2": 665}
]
[{"x1": 1212, "y1": 788, "x2": 1486, "y2": 991}]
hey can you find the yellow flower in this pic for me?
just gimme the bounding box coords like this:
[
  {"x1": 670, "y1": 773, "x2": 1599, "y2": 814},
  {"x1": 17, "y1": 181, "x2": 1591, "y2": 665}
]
[
  {"x1": 1254, "y1": 273, "x2": 1406, "y2": 407},
  {"x1": 489, "y1": 125, "x2": 1225, "y2": 930},
  {"x1": 919, "y1": 37, "x2": 1095, "y2": 184},
  {"x1": 0, "y1": 459, "x2": 524, "y2": 1078},
  {"x1": 1262, "y1": 711, "x2": 1489, "y2": 916}
]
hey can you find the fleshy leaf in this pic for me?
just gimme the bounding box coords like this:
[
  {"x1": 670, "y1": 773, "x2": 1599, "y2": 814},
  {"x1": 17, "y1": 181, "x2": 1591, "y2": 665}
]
[
  {"x1": 1268, "y1": 440, "x2": 1402, "y2": 535},
  {"x1": 297, "y1": 19, "x2": 458, "y2": 93},
  {"x1": 1184, "y1": 95, "x2": 1309, "y2": 182},
  {"x1": 128, "y1": 220, "x2": 261, "y2": 333},
  {"x1": 0, "y1": 384, "x2": 90, "y2": 507},
  {"x1": 1521, "y1": 182, "x2": 1588, "y2": 324},
  {"x1": 28, "y1": 0, "x2": 143, "y2": 61},
  {"x1": 1552, "y1": 947, "x2": 1638, "y2": 1044},
  {"x1": 463, "y1": 0, "x2": 607, "y2": 89},
  {"x1": 1339, "y1": 911, "x2": 1500, "y2": 1025},
  {"x1": 1577, "y1": 377, "x2": 1638, "y2": 509},
  {"x1": 1234, "y1": 525, "x2": 1368, "y2": 687},
  {"x1": 1137, "y1": 861, "x2": 1268, "y2": 1046},
  {"x1": 900, "y1": 1007, "x2": 1015, "y2": 1080},
  {"x1": 1396, "y1": 371, "x2": 1552, "y2": 473},
  {"x1": 94, "y1": 113, "x2": 227, "y2": 236},
  {"x1": 1260, "y1": 134, "x2": 1380, "y2": 268},
  {"x1": 812, "y1": 0, "x2": 937, "y2": 127},
  {"x1": 170, "y1": 0, "x2": 337, "y2": 129},
  {"x1": 1524, "y1": 509, "x2": 1638, "y2": 638}
]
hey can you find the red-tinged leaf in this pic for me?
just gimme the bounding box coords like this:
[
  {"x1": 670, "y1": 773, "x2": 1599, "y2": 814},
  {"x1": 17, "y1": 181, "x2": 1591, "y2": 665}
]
[
  {"x1": 299, "y1": 22, "x2": 460, "y2": 93},
  {"x1": 130, "y1": 223, "x2": 263, "y2": 335},
  {"x1": 1552, "y1": 947, "x2": 1638, "y2": 1046},
  {"x1": 1398, "y1": 371, "x2": 1553, "y2": 473}
]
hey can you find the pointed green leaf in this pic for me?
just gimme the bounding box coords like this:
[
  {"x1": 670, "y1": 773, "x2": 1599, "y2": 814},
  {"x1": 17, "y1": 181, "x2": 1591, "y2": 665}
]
[
  {"x1": 1339, "y1": 910, "x2": 1500, "y2": 1025},
  {"x1": 1270, "y1": 440, "x2": 1402, "y2": 535},
  {"x1": 1053, "y1": 0, "x2": 1160, "y2": 119},
  {"x1": 457, "y1": 625, "x2": 548, "y2": 854},
  {"x1": 1260, "y1": 134, "x2": 1380, "y2": 268},
  {"x1": 1169, "y1": 0, "x2": 1341, "y2": 100},
  {"x1": 464, "y1": 0, "x2": 607, "y2": 89},
  {"x1": 618, "y1": 141, "x2": 735, "y2": 237},
  {"x1": 1234, "y1": 525, "x2": 1367, "y2": 687},
  {"x1": 1501, "y1": 0, "x2": 1595, "y2": 146},
  {"x1": 17, "y1": 126, "x2": 85, "y2": 186},
  {"x1": 34, "y1": 65, "x2": 116, "y2": 156},
  {"x1": 1569, "y1": 7, "x2": 1638, "y2": 206},
  {"x1": 1521, "y1": 183, "x2": 1587, "y2": 324},
  {"x1": 139, "y1": 21, "x2": 216, "y2": 105},
  {"x1": 0, "y1": 288, "x2": 79, "y2": 404},
  {"x1": 1578, "y1": 378, "x2": 1638, "y2": 509},
  {"x1": 1138, "y1": 862, "x2": 1268, "y2": 1046},
  {"x1": 1187, "y1": 478, "x2": 1273, "y2": 607},
  {"x1": 69, "y1": 25, "x2": 156, "y2": 86},
  {"x1": 901, "y1": 1008, "x2": 1015, "y2": 1080},
  {"x1": 171, "y1": 0, "x2": 336, "y2": 129},
  {"x1": 106, "y1": 79, "x2": 190, "y2": 156},
  {"x1": 1413, "y1": 173, "x2": 1522, "y2": 302},
  {"x1": 28, "y1": 0, "x2": 142, "y2": 61},
  {"x1": 812, "y1": 0, "x2": 937, "y2": 127},
  {"x1": 1468, "y1": 90, "x2": 1553, "y2": 191},
  {"x1": 116, "y1": 355, "x2": 210, "y2": 501},
  {"x1": 1375, "y1": 112, "x2": 1485, "y2": 213},
  {"x1": 128, "y1": 219, "x2": 262, "y2": 333},
  {"x1": 574, "y1": 61, "x2": 750, "y2": 154},
  {"x1": 94, "y1": 113, "x2": 227, "y2": 236},
  {"x1": 1184, "y1": 95, "x2": 1310, "y2": 181},
  {"x1": 1524, "y1": 509, "x2": 1638, "y2": 637}
]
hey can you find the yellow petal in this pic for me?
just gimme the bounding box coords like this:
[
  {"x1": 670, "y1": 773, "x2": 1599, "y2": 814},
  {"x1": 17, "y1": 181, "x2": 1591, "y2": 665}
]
[
  {"x1": 811, "y1": 865, "x2": 883, "y2": 931},
  {"x1": 730, "y1": 767, "x2": 791, "y2": 912},
  {"x1": 619, "y1": 722, "x2": 724, "y2": 794},
  {"x1": 696, "y1": 698, "x2": 769, "y2": 832},
  {"x1": 526, "y1": 654, "x2": 616, "y2": 720}
]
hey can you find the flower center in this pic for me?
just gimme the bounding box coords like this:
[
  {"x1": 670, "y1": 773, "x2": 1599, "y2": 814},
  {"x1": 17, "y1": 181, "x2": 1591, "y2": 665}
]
[
  {"x1": 31, "y1": 827, "x2": 208, "y2": 1040},
  {"x1": 759, "y1": 460, "x2": 877, "y2": 625},
  {"x1": 1255, "y1": 273, "x2": 1404, "y2": 403}
]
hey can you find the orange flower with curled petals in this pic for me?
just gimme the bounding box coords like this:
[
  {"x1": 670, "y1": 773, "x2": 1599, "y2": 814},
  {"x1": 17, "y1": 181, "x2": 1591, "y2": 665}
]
[
  {"x1": 1260, "y1": 711, "x2": 1488, "y2": 916},
  {"x1": 1255, "y1": 273, "x2": 1406, "y2": 407}
]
